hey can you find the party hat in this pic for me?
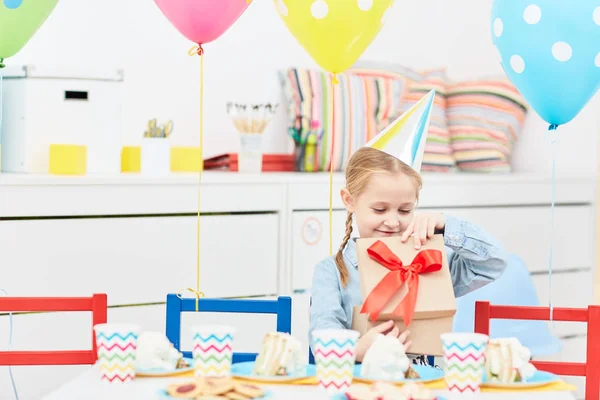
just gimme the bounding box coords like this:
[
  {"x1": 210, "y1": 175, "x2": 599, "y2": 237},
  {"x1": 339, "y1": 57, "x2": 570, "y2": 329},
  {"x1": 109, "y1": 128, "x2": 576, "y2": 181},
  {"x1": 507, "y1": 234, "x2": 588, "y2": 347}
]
[{"x1": 364, "y1": 89, "x2": 436, "y2": 173}]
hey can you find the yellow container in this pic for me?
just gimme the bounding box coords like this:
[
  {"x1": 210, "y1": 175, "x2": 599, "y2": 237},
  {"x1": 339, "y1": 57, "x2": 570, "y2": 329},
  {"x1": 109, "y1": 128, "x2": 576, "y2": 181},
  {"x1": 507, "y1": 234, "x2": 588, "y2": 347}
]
[
  {"x1": 171, "y1": 146, "x2": 203, "y2": 172},
  {"x1": 121, "y1": 146, "x2": 141, "y2": 172},
  {"x1": 49, "y1": 144, "x2": 87, "y2": 175}
]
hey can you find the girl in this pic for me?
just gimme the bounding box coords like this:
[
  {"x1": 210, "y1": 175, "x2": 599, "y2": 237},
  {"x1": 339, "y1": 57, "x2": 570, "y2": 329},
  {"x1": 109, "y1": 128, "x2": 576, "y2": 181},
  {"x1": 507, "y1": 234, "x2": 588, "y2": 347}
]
[{"x1": 309, "y1": 146, "x2": 508, "y2": 363}]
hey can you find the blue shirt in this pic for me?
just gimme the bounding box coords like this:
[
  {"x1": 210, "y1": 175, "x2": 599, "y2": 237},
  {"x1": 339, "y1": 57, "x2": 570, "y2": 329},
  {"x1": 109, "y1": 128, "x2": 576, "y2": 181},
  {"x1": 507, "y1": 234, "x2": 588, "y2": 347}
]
[{"x1": 308, "y1": 214, "x2": 509, "y2": 351}]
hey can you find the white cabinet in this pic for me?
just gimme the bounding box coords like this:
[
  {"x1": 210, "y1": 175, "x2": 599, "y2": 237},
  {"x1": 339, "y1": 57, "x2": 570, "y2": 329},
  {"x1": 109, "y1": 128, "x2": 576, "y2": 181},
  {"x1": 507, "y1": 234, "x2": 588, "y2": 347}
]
[
  {"x1": 290, "y1": 210, "x2": 355, "y2": 291},
  {"x1": 418, "y1": 206, "x2": 594, "y2": 273},
  {"x1": 0, "y1": 213, "x2": 279, "y2": 305}
]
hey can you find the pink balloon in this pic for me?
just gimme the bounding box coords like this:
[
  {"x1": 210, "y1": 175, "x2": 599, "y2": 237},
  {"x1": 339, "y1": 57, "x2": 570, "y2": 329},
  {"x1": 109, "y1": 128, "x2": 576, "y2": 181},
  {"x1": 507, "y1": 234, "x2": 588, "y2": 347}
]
[{"x1": 154, "y1": 0, "x2": 251, "y2": 45}]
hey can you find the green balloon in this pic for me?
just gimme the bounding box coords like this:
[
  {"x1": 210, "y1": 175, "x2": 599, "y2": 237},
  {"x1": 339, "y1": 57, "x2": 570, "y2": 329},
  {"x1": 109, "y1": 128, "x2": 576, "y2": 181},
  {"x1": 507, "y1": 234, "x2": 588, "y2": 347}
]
[{"x1": 0, "y1": 0, "x2": 58, "y2": 67}]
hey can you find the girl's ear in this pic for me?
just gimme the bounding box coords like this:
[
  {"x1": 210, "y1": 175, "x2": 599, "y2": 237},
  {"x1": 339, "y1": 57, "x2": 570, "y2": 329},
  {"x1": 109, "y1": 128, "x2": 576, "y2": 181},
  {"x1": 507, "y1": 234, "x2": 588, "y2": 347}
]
[{"x1": 340, "y1": 188, "x2": 355, "y2": 213}]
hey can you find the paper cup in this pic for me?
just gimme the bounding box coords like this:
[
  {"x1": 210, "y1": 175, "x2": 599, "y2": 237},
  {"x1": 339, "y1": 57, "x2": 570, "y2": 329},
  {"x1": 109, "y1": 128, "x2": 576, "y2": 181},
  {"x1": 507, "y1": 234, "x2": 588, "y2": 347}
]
[
  {"x1": 238, "y1": 133, "x2": 262, "y2": 173},
  {"x1": 441, "y1": 332, "x2": 489, "y2": 394},
  {"x1": 312, "y1": 329, "x2": 359, "y2": 394},
  {"x1": 192, "y1": 325, "x2": 235, "y2": 377},
  {"x1": 94, "y1": 323, "x2": 140, "y2": 383}
]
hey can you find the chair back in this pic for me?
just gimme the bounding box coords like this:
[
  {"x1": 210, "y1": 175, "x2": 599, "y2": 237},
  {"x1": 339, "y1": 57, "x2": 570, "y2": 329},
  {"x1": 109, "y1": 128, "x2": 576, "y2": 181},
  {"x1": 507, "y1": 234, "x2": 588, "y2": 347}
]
[
  {"x1": 0, "y1": 294, "x2": 108, "y2": 366},
  {"x1": 165, "y1": 295, "x2": 292, "y2": 363},
  {"x1": 474, "y1": 301, "x2": 600, "y2": 400}
]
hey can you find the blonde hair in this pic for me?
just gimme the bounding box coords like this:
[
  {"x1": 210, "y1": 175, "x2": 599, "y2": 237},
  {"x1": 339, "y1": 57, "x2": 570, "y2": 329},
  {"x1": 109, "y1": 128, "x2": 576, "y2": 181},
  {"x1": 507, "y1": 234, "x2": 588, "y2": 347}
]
[{"x1": 335, "y1": 147, "x2": 423, "y2": 287}]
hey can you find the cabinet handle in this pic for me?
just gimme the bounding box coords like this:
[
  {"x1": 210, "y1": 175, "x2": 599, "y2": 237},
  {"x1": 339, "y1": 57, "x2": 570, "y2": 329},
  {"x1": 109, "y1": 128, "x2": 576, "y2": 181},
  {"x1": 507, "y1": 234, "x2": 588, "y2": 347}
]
[{"x1": 64, "y1": 91, "x2": 88, "y2": 101}]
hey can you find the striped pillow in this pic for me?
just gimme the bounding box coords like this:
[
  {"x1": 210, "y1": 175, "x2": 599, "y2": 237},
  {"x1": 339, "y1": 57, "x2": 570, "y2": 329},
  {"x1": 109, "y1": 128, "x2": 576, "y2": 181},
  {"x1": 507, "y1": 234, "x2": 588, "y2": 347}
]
[
  {"x1": 279, "y1": 68, "x2": 406, "y2": 172},
  {"x1": 351, "y1": 63, "x2": 454, "y2": 172},
  {"x1": 399, "y1": 70, "x2": 454, "y2": 172},
  {"x1": 446, "y1": 79, "x2": 528, "y2": 172}
]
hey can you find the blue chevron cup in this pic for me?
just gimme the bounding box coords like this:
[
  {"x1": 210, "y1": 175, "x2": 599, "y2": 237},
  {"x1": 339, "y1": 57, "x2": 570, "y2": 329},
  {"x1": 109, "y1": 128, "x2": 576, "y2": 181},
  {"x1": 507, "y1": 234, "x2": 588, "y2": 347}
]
[
  {"x1": 191, "y1": 325, "x2": 235, "y2": 377},
  {"x1": 311, "y1": 329, "x2": 360, "y2": 394},
  {"x1": 93, "y1": 323, "x2": 141, "y2": 383},
  {"x1": 441, "y1": 333, "x2": 489, "y2": 394}
]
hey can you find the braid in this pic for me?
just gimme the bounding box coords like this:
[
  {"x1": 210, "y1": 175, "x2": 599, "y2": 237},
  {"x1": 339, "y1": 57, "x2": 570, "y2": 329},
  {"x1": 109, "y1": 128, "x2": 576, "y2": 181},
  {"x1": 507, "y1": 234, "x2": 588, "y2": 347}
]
[{"x1": 335, "y1": 212, "x2": 354, "y2": 288}]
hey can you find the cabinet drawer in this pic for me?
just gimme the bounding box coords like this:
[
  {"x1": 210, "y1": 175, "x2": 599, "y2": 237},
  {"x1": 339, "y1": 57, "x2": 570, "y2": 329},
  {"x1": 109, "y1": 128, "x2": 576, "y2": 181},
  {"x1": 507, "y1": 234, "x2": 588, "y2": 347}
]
[
  {"x1": 0, "y1": 214, "x2": 279, "y2": 305},
  {"x1": 291, "y1": 210, "x2": 357, "y2": 291},
  {"x1": 421, "y1": 206, "x2": 593, "y2": 273},
  {"x1": 532, "y1": 270, "x2": 592, "y2": 337}
]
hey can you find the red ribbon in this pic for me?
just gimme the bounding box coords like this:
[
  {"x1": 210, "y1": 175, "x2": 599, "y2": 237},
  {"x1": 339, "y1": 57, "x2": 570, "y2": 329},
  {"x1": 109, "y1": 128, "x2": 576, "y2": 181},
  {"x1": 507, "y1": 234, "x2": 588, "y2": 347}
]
[{"x1": 360, "y1": 240, "x2": 443, "y2": 327}]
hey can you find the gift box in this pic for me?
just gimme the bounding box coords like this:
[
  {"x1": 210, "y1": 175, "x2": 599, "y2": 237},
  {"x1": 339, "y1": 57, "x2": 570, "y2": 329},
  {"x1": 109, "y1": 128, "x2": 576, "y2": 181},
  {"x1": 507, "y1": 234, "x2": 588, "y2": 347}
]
[{"x1": 351, "y1": 234, "x2": 456, "y2": 356}]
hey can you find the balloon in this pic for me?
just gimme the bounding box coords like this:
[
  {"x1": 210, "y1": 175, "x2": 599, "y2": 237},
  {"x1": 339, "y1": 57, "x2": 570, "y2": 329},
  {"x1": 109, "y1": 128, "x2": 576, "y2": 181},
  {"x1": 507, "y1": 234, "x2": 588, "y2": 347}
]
[
  {"x1": 491, "y1": 0, "x2": 600, "y2": 126},
  {"x1": 274, "y1": 0, "x2": 394, "y2": 77},
  {"x1": 0, "y1": 0, "x2": 58, "y2": 66},
  {"x1": 154, "y1": 0, "x2": 252, "y2": 46}
]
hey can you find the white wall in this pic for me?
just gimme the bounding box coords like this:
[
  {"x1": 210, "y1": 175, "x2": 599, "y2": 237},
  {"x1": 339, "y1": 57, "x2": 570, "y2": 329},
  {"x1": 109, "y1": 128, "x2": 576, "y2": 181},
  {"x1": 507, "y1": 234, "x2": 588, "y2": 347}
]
[{"x1": 6, "y1": 0, "x2": 599, "y2": 174}]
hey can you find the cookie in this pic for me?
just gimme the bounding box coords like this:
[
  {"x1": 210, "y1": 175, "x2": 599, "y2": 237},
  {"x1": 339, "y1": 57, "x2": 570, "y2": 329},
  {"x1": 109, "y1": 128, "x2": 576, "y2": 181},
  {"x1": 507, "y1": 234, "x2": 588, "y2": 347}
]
[
  {"x1": 165, "y1": 381, "x2": 204, "y2": 398},
  {"x1": 203, "y1": 377, "x2": 235, "y2": 395},
  {"x1": 224, "y1": 392, "x2": 249, "y2": 400},
  {"x1": 233, "y1": 382, "x2": 264, "y2": 398},
  {"x1": 196, "y1": 397, "x2": 229, "y2": 400}
]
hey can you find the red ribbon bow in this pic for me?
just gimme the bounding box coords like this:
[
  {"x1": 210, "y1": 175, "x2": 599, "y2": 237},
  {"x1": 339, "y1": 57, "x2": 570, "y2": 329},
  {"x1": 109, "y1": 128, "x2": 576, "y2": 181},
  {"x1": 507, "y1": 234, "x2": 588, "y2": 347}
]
[{"x1": 360, "y1": 240, "x2": 443, "y2": 327}]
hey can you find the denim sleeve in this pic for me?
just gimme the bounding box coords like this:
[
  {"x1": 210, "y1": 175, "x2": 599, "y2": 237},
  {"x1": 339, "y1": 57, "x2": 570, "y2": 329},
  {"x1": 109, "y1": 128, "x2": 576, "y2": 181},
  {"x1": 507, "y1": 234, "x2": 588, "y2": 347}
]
[
  {"x1": 443, "y1": 214, "x2": 509, "y2": 297},
  {"x1": 309, "y1": 258, "x2": 347, "y2": 350}
]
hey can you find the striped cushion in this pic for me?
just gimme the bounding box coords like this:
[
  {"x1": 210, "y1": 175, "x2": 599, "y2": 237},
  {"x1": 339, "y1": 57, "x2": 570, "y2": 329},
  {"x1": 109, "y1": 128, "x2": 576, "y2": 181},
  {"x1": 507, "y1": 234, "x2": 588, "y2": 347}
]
[
  {"x1": 279, "y1": 68, "x2": 406, "y2": 171},
  {"x1": 447, "y1": 79, "x2": 528, "y2": 172},
  {"x1": 399, "y1": 70, "x2": 454, "y2": 172},
  {"x1": 352, "y1": 63, "x2": 454, "y2": 172}
]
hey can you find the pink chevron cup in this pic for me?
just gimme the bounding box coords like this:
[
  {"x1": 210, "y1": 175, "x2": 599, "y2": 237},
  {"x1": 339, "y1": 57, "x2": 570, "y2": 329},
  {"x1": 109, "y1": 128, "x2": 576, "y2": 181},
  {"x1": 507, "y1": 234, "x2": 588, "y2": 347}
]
[
  {"x1": 191, "y1": 325, "x2": 236, "y2": 377},
  {"x1": 441, "y1": 332, "x2": 489, "y2": 395},
  {"x1": 311, "y1": 329, "x2": 360, "y2": 394},
  {"x1": 93, "y1": 323, "x2": 141, "y2": 383}
]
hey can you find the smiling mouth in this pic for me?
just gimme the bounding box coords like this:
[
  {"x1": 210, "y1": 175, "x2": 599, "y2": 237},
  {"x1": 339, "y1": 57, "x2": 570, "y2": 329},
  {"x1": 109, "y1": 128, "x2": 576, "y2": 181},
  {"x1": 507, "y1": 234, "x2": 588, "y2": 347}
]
[{"x1": 376, "y1": 230, "x2": 400, "y2": 235}]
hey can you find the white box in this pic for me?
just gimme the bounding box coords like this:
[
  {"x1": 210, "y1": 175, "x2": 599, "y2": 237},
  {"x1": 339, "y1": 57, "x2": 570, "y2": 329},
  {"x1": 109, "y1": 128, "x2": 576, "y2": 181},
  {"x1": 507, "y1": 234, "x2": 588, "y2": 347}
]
[{"x1": 0, "y1": 65, "x2": 124, "y2": 174}]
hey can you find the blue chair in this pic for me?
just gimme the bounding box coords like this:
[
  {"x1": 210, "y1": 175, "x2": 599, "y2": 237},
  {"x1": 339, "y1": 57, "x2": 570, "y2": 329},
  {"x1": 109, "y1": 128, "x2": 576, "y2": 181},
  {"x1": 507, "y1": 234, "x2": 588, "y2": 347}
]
[
  {"x1": 165, "y1": 295, "x2": 292, "y2": 363},
  {"x1": 452, "y1": 254, "x2": 561, "y2": 357}
]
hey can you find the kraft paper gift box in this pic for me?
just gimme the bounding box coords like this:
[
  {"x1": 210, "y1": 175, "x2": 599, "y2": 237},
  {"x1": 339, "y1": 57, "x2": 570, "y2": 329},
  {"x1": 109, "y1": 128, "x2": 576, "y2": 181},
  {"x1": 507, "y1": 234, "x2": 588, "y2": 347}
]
[{"x1": 351, "y1": 234, "x2": 456, "y2": 356}]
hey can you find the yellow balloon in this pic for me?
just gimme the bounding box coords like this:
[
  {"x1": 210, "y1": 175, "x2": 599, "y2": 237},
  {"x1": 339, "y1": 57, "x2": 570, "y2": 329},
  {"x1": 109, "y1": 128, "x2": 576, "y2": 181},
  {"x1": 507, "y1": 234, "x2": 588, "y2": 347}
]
[{"x1": 274, "y1": 0, "x2": 394, "y2": 77}]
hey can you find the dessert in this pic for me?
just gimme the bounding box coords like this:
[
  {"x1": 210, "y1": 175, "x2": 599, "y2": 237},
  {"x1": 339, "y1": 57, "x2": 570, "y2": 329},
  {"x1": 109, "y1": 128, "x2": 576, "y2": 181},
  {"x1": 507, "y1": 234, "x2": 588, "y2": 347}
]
[
  {"x1": 135, "y1": 331, "x2": 189, "y2": 371},
  {"x1": 360, "y1": 334, "x2": 420, "y2": 381},
  {"x1": 252, "y1": 332, "x2": 303, "y2": 376},
  {"x1": 345, "y1": 381, "x2": 438, "y2": 400},
  {"x1": 165, "y1": 377, "x2": 265, "y2": 399},
  {"x1": 484, "y1": 337, "x2": 537, "y2": 383}
]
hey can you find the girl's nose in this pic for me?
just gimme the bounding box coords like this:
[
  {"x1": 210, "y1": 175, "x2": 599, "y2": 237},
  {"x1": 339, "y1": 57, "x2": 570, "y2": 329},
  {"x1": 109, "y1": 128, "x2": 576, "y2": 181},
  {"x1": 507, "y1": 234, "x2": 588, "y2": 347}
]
[{"x1": 384, "y1": 217, "x2": 400, "y2": 228}]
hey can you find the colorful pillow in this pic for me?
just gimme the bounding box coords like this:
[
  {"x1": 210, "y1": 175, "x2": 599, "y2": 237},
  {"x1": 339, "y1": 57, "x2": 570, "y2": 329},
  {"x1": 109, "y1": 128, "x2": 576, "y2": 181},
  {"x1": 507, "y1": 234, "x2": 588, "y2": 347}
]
[
  {"x1": 446, "y1": 79, "x2": 528, "y2": 172},
  {"x1": 279, "y1": 68, "x2": 406, "y2": 172},
  {"x1": 352, "y1": 63, "x2": 454, "y2": 172}
]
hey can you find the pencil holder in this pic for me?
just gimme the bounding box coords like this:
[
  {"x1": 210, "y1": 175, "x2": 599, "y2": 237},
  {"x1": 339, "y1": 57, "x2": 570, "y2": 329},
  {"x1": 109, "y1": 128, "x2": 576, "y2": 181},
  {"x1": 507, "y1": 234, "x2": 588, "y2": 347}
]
[
  {"x1": 49, "y1": 144, "x2": 87, "y2": 175},
  {"x1": 141, "y1": 138, "x2": 170, "y2": 177},
  {"x1": 238, "y1": 133, "x2": 262, "y2": 173}
]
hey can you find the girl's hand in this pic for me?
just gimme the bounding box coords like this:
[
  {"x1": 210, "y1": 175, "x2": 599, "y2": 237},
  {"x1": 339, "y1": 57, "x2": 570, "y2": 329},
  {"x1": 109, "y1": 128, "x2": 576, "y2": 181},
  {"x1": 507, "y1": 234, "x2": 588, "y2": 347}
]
[
  {"x1": 400, "y1": 212, "x2": 446, "y2": 249},
  {"x1": 355, "y1": 320, "x2": 411, "y2": 362}
]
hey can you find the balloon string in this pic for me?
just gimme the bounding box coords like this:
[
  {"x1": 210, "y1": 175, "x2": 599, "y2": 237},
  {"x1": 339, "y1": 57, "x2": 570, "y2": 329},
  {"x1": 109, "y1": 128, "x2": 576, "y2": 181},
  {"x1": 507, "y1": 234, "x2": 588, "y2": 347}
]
[
  {"x1": 548, "y1": 123, "x2": 558, "y2": 324},
  {"x1": 176, "y1": 44, "x2": 206, "y2": 311},
  {"x1": 329, "y1": 74, "x2": 339, "y2": 255}
]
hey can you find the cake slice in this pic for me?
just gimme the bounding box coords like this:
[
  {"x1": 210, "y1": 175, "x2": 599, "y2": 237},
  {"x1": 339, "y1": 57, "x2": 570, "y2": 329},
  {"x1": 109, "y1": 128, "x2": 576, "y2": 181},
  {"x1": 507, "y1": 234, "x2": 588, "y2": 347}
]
[
  {"x1": 484, "y1": 337, "x2": 536, "y2": 383},
  {"x1": 252, "y1": 332, "x2": 303, "y2": 376},
  {"x1": 360, "y1": 334, "x2": 420, "y2": 381}
]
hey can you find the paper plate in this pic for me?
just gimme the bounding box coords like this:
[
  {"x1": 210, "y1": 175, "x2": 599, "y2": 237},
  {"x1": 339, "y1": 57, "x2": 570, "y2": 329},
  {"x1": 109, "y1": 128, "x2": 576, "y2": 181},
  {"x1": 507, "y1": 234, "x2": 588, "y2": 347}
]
[
  {"x1": 231, "y1": 361, "x2": 316, "y2": 382},
  {"x1": 136, "y1": 357, "x2": 194, "y2": 377},
  {"x1": 353, "y1": 364, "x2": 444, "y2": 384},
  {"x1": 330, "y1": 394, "x2": 447, "y2": 400},
  {"x1": 482, "y1": 370, "x2": 558, "y2": 388},
  {"x1": 158, "y1": 388, "x2": 274, "y2": 399}
]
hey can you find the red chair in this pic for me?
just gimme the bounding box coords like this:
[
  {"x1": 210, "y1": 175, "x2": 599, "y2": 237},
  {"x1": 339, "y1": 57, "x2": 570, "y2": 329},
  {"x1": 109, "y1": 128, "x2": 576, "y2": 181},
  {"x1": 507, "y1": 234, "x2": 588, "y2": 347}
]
[
  {"x1": 474, "y1": 301, "x2": 600, "y2": 400},
  {"x1": 0, "y1": 294, "x2": 107, "y2": 366}
]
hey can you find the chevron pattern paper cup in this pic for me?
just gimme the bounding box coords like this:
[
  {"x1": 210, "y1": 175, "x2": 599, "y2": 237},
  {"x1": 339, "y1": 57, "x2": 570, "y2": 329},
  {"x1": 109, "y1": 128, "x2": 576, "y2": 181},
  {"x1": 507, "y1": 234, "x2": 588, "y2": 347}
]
[
  {"x1": 311, "y1": 329, "x2": 359, "y2": 394},
  {"x1": 441, "y1": 332, "x2": 489, "y2": 394},
  {"x1": 94, "y1": 323, "x2": 140, "y2": 383},
  {"x1": 192, "y1": 325, "x2": 235, "y2": 377}
]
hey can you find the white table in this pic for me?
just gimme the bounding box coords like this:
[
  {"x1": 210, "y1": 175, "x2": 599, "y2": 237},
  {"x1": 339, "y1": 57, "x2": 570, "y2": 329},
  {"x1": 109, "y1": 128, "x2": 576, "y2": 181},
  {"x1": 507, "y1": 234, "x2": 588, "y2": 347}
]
[{"x1": 41, "y1": 365, "x2": 577, "y2": 400}]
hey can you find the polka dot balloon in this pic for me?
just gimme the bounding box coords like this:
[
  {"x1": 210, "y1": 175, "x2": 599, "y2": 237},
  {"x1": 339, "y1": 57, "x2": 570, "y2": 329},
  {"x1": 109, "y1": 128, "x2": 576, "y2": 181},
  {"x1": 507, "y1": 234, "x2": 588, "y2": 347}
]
[{"x1": 492, "y1": 0, "x2": 600, "y2": 126}]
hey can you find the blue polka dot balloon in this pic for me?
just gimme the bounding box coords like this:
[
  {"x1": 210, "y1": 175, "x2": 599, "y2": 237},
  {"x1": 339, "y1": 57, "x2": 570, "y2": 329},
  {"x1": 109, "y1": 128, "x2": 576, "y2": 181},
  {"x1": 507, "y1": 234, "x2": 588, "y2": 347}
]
[
  {"x1": 3, "y1": 0, "x2": 23, "y2": 9},
  {"x1": 492, "y1": 1, "x2": 600, "y2": 126}
]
